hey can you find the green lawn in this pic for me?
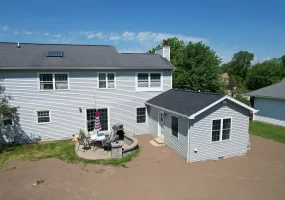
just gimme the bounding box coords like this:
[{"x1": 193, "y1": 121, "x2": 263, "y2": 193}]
[
  {"x1": 249, "y1": 121, "x2": 285, "y2": 144},
  {"x1": 0, "y1": 140, "x2": 139, "y2": 168}
]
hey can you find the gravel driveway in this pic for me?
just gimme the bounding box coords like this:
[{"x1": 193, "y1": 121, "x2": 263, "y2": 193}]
[{"x1": 1, "y1": 134, "x2": 285, "y2": 200}]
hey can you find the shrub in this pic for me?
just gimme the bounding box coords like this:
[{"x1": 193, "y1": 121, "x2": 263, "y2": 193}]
[
  {"x1": 79, "y1": 129, "x2": 85, "y2": 138},
  {"x1": 235, "y1": 95, "x2": 251, "y2": 106}
]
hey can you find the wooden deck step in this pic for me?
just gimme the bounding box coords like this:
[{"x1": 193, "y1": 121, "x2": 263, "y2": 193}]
[{"x1": 153, "y1": 137, "x2": 164, "y2": 144}]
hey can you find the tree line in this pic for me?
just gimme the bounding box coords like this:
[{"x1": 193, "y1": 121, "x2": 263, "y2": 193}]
[{"x1": 148, "y1": 38, "x2": 285, "y2": 99}]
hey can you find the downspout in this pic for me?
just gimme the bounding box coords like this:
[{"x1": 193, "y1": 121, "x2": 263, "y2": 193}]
[{"x1": 187, "y1": 120, "x2": 191, "y2": 163}]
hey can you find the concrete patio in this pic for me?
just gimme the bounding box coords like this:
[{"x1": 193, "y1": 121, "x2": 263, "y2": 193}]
[{"x1": 75, "y1": 141, "x2": 130, "y2": 160}]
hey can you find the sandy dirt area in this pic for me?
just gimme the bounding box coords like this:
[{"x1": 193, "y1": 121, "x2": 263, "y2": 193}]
[{"x1": 0, "y1": 134, "x2": 285, "y2": 200}]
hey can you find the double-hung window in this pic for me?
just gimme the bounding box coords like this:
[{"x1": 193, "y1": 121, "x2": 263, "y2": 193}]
[
  {"x1": 98, "y1": 73, "x2": 115, "y2": 89},
  {"x1": 211, "y1": 118, "x2": 231, "y2": 142},
  {"x1": 136, "y1": 72, "x2": 162, "y2": 91},
  {"x1": 39, "y1": 73, "x2": 69, "y2": 90},
  {"x1": 136, "y1": 107, "x2": 146, "y2": 123},
  {"x1": 37, "y1": 111, "x2": 51, "y2": 124}
]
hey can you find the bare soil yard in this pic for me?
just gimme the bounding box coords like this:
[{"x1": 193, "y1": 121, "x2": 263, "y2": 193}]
[{"x1": 1, "y1": 134, "x2": 285, "y2": 200}]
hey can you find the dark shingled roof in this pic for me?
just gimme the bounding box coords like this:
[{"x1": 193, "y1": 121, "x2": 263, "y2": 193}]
[
  {"x1": 246, "y1": 81, "x2": 285, "y2": 99},
  {"x1": 0, "y1": 42, "x2": 175, "y2": 70},
  {"x1": 146, "y1": 89, "x2": 225, "y2": 117}
]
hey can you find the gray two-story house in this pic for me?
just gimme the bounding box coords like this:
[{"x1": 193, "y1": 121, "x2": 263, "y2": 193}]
[
  {"x1": 1, "y1": 42, "x2": 259, "y2": 163},
  {"x1": 0, "y1": 42, "x2": 174, "y2": 143}
]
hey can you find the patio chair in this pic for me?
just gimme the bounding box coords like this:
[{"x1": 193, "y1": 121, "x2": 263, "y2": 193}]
[
  {"x1": 77, "y1": 137, "x2": 90, "y2": 152},
  {"x1": 102, "y1": 131, "x2": 119, "y2": 151}
]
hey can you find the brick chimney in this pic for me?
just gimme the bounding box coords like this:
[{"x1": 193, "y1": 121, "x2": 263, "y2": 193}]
[{"x1": 155, "y1": 39, "x2": 170, "y2": 61}]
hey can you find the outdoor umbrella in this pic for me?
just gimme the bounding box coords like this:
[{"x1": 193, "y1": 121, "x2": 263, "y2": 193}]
[{"x1": 94, "y1": 109, "x2": 102, "y2": 134}]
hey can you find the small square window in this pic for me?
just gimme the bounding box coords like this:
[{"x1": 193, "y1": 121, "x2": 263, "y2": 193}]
[
  {"x1": 37, "y1": 111, "x2": 51, "y2": 124},
  {"x1": 3, "y1": 119, "x2": 12, "y2": 126}
]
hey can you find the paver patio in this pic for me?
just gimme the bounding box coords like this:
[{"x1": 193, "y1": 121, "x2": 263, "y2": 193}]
[
  {"x1": 75, "y1": 140, "x2": 129, "y2": 159},
  {"x1": 0, "y1": 134, "x2": 285, "y2": 200}
]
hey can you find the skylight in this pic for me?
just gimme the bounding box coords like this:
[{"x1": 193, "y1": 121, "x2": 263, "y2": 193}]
[{"x1": 47, "y1": 51, "x2": 63, "y2": 57}]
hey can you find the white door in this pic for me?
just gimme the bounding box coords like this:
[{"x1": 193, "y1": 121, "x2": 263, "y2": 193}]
[{"x1": 158, "y1": 110, "x2": 165, "y2": 140}]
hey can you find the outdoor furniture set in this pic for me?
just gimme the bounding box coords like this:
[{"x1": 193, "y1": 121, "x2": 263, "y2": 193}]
[{"x1": 77, "y1": 124, "x2": 124, "y2": 152}]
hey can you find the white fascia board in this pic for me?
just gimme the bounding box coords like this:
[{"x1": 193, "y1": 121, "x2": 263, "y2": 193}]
[{"x1": 188, "y1": 96, "x2": 259, "y2": 120}]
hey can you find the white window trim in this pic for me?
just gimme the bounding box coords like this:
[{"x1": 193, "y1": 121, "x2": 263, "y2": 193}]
[
  {"x1": 36, "y1": 110, "x2": 52, "y2": 124},
  {"x1": 171, "y1": 115, "x2": 179, "y2": 139},
  {"x1": 97, "y1": 72, "x2": 116, "y2": 89},
  {"x1": 211, "y1": 117, "x2": 232, "y2": 143},
  {"x1": 135, "y1": 107, "x2": 147, "y2": 124},
  {"x1": 135, "y1": 72, "x2": 163, "y2": 92},
  {"x1": 37, "y1": 72, "x2": 70, "y2": 91},
  {"x1": 85, "y1": 107, "x2": 110, "y2": 133},
  {"x1": 2, "y1": 118, "x2": 13, "y2": 126}
]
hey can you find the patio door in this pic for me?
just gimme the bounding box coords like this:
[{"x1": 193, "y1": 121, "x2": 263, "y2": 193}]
[
  {"x1": 86, "y1": 108, "x2": 108, "y2": 133},
  {"x1": 158, "y1": 110, "x2": 165, "y2": 140}
]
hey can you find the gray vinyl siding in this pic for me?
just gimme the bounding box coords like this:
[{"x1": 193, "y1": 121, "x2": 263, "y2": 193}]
[
  {"x1": 0, "y1": 70, "x2": 171, "y2": 143},
  {"x1": 162, "y1": 112, "x2": 188, "y2": 159},
  {"x1": 254, "y1": 97, "x2": 285, "y2": 127},
  {"x1": 147, "y1": 106, "x2": 158, "y2": 137},
  {"x1": 189, "y1": 100, "x2": 250, "y2": 162}
]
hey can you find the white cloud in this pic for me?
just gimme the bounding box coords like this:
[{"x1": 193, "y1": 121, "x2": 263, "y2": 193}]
[
  {"x1": 22, "y1": 30, "x2": 34, "y2": 35},
  {"x1": 44, "y1": 32, "x2": 50, "y2": 36},
  {"x1": 136, "y1": 32, "x2": 206, "y2": 43},
  {"x1": 80, "y1": 31, "x2": 105, "y2": 39},
  {"x1": 88, "y1": 32, "x2": 104, "y2": 39},
  {"x1": 1, "y1": 26, "x2": 9, "y2": 31},
  {"x1": 109, "y1": 35, "x2": 121, "y2": 41},
  {"x1": 107, "y1": 31, "x2": 205, "y2": 43},
  {"x1": 52, "y1": 34, "x2": 62, "y2": 38},
  {"x1": 122, "y1": 31, "x2": 135, "y2": 40},
  {"x1": 49, "y1": 35, "x2": 75, "y2": 44},
  {"x1": 252, "y1": 57, "x2": 271, "y2": 64}
]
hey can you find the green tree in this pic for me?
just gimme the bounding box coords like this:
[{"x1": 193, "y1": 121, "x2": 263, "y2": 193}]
[
  {"x1": 227, "y1": 75, "x2": 246, "y2": 97},
  {"x1": 148, "y1": 39, "x2": 224, "y2": 93},
  {"x1": 219, "y1": 63, "x2": 229, "y2": 74},
  {"x1": 0, "y1": 80, "x2": 17, "y2": 118},
  {"x1": 174, "y1": 41, "x2": 223, "y2": 93},
  {"x1": 227, "y1": 51, "x2": 254, "y2": 80},
  {"x1": 246, "y1": 59, "x2": 284, "y2": 90}
]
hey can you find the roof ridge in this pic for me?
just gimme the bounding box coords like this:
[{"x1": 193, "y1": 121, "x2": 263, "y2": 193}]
[
  {"x1": 120, "y1": 53, "x2": 159, "y2": 55},
  {"x1": 0, "y1": 42, "x2": 114, "y2": 47},
  {"x1": 247, "y1": 81, "x2": 285, "y2": 94},
  {"x1": 172, "y1": 88, "x2": 224, "y2": 96}
]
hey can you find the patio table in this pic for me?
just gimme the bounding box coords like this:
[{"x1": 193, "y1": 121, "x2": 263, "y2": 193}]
[{"x1": 90, "y1": 133, "x2": 106, "y2": 151}]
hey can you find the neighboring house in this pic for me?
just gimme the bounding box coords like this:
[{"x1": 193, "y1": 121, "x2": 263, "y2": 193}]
[
  {"x1": 247, "y1": 81, "x2": 285, "y2": 127},
  {"x1": 220, "y1": 72, "x2": 229, "y2": 85},
  {"x1": 146, "y1": 89, "x2": 257, "y2": 162},
  {"x1": 0, "y1": 42, "x2": 174, "y2": 143}
]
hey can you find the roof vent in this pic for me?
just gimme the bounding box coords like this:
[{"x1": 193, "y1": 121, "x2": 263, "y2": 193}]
[
  {"x1": 17, "y1": 42, "x2": 21, "y2": 48},
  {"x1": 47, "y1": 51, "x2": 63, "y2": 57}
]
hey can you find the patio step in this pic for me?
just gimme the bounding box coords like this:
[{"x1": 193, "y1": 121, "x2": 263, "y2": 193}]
[{"x1": 153, "y1": 137, "x2": 164, "y2": 144}]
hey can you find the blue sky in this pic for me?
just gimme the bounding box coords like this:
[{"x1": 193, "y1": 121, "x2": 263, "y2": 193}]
[{"x1": 0, "y1": 0, "x2": 284, "y2": 63}]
